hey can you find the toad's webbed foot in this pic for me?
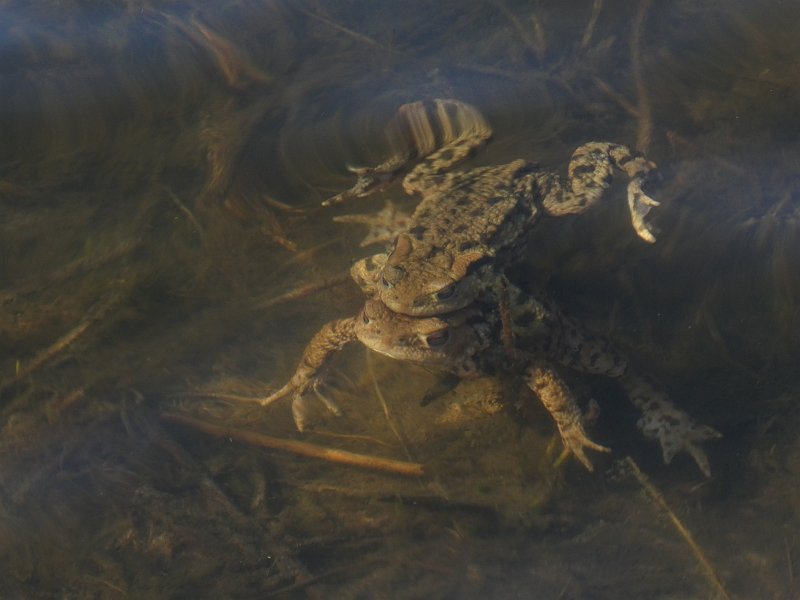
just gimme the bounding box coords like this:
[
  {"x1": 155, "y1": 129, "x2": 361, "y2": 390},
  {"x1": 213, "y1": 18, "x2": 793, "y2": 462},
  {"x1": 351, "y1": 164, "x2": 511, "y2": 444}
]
[
  {"x1": 259, "y1": 317, "x2": 357, "y2": 429},
  {"x1": 647, "y1": 417, "x2": 721, "y2": 478},
  {"x1": 259, "y1": 377, "x2": 344, "y2": 431},
  {"x1": 323, "y1": 162, "x2": 406, "y2": 206},
  {"x1": 558, "y1": 420, "x2": 612, "y2": 472},
  {"x1": 607, "y1": 143, "x2": 661, "y2": 243},
  {"x1": 626, "y1": 176, "x2": 660, "y2": 244},
  {"x1": 527, "y1": 362, "x2": 610, "y2": 471},
  {"x1": 621, "y1": 372, "x2": 720, "y2": 477}
]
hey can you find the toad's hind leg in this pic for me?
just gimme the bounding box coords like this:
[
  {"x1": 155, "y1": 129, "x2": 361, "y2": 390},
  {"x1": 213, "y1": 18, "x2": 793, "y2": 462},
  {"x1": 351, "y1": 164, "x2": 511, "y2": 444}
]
[
  {"x1": 325, "y1": 99, "x2": 492, "y2": 205},
  {"x1": 620, "y1": 372, "x2": 721, "y2": 477},
  {"x1": 540, "y1": 142, "x2": 660, "y2": 243},
  {"x1": 526, "y1": 361, "x2": 610, "y2": 471},
  {"x1": 546, "y1": 306, "x2": 628, "y2": 378},
  {"x1": 400, "y1": 99, "x2": 492, "y2": 194}
]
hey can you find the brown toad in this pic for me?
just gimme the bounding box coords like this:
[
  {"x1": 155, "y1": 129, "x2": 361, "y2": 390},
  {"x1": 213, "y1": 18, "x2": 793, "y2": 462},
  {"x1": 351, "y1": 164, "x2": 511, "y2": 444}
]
[
  {"x1": 329, "y1": 99, "x2": 660, "y2": 316},
  {"x1": 261, "y1": 282, "x2": 719, "y2": 476}
]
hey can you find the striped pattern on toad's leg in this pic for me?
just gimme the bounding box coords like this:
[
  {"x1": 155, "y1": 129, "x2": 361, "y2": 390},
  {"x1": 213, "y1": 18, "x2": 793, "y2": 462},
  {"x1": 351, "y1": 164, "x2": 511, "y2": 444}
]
[
  {"x1": 324, "y1": 99, "x2": 492, "y2": 206},
  {"x1": 526, "y1": 361, "x2": 610, "y2": 471},
  {"x1": 399, "y1": 99, "x2": 493, "y2": 195}
]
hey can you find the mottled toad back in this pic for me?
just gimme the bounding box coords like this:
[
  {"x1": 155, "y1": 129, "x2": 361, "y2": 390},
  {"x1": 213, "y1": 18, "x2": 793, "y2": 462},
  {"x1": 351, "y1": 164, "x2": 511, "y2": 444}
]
[{"x1": 331, "y1": 99, "x2": 660, "y2": 316}]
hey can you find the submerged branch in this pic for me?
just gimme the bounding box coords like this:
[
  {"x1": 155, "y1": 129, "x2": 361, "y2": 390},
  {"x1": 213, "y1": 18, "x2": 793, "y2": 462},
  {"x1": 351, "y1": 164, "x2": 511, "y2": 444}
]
[
  {"x1": 294, "y1": 7, "x2": 389, "y2": 50},
  {"x1": 366, "y1": 351, "x2": 415, "y2": 464},
  {"x1": 626, "y1": 457, "x2": 730, "y2": 600},
  {"x1": 162, "y1": 411, "x2": 424, "y2": 476},
  {"x1": 496, "y1": 1, "x2": 546, "y2": 61},
  {"x1": 593, "y1": 77, "x2": 639, "y2": 119},
  {"x1": 252, "y1": 274, "x2": 351, "y2": 310},
  {"x1": 630, "y1": 0, "x2": 653, "y2": 152},
  {"x1": 580, "y1": 0, "x2": 604, "y2": 49},
  {"x1": 2, "y1": 292, "x2": 123, "y2": 394}
]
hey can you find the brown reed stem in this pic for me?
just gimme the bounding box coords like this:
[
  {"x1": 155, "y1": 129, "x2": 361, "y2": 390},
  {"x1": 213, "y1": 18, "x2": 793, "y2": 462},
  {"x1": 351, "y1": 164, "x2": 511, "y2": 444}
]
[
  {"x1": 162, "y1": 411, "x2": 424, "y2": 477},
  {"x1": 626, "y1": 457, "x2": 730, "y2": 600}
]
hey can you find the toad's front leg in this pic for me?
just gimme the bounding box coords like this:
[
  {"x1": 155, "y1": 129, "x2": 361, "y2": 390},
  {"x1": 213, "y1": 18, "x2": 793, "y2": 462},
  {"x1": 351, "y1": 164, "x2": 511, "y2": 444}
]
[
  {"x1": 260, "y1": 317, "x2": 357, "y2": 430},
  {"x1": 539, "y1": 142, "x2": 660, "y2": 243},
  {"x1": 526, "y1": 361, "x2": 610, "y2": 471}
]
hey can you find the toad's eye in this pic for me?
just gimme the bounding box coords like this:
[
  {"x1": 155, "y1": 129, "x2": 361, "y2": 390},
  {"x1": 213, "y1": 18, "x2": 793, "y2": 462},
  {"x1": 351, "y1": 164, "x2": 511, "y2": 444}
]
[
  {"x1": 436, "y1": 284, "x2": 456, "y2": 300},
  {"x1": 425, "y1": 330, "x2": 451, "y2": 347},
  {"x1": 361, "y1": 311, "x2": 370, "y2": 324}
]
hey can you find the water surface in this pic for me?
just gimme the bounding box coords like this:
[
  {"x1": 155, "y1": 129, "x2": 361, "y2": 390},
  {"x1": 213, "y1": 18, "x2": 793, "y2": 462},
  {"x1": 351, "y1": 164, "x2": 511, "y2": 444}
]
[{"x1": 1, "y1": 1, "x2": 799, "y2": 598}]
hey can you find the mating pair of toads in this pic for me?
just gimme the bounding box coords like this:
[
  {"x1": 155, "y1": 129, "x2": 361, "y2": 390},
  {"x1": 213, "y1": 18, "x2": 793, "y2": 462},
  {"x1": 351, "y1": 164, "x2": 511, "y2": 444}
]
[{"x1": 262, "y1": 99, "x2": 719, "y2": 476}]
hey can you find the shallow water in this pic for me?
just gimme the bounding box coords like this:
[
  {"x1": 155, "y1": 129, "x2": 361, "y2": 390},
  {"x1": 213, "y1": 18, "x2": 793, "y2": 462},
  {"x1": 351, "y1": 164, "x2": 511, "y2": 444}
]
[{"x1": 1, "y1": 1, "x2": 799, "y2": 598}]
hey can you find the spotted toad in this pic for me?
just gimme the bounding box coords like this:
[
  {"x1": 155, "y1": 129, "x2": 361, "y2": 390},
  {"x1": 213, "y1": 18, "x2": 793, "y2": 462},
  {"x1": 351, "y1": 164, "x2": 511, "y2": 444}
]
[
  {"x1": 260, "y1": 282, "x2": 719, "y2": 476},
  {"x1": 330, "y1": 99, "x2": 660, "y2": 316}
]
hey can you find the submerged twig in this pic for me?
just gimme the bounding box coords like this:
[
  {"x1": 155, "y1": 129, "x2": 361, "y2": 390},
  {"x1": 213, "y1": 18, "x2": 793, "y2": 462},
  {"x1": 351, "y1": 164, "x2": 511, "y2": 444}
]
[
  {"x1": 191, "y1": 17, "x2": 272, "y2": 89},
  {"x1": 196, "y1": 96, "x2": 275, "y2": 212},
  {"x1": 580, "y1": 0, "x2": 604, "y2": 49},
  {"x1": 148, "y1": 416, "x2": 254, "y2": 527},
  {"x1": 0, "y1": 237, "x2": 140, "y2": 304},
  {"x1": 3, "y1": 292, "x2": 122, "y2": 393},
  {"x1": 593, "y1": 77, "x2": 640, "y2": 118},
  {"x1": 175, "y1": 390, "x2": 268, "y2": 404},
  {"x1": 496, "y1": 0, "x2": 546, "y2": 61},
  {"x1": 252, "y1": 274, "x2": 351, "y2": 310},
  {"x1": 294, "y1": 6, "x2": 388, "y2": 50},
  {"x1": 162, "y1": 411, "x2": 424, "y2": 476},
  {"x1": 310, "y1": 429, "x2": 393, "y2": 449},
  {"x1": 165, "y1": 187, "x2": 205, "y2": 237},
  {"x1": 626, "y1": 457, "x2": 730, "y2": 600},
  {"x1": 665, "y1": 131, "x2": 750, "y2": 176},
  {"x1": 630, "y1": 0, "x2": 653, "y2": 152},
  {"x1": 496, "y1": 279, "x2": 516, "y2": 360},
  {"x1": 365, "y1": 351, "x2": 416, "y2": 464},
  {"x1": 269, "y1": 239, "x2": 342, "y2": 280},
  {"x1": 47, "y1": 387, "x2": 87, "y2": 419},
  {"x1": 167, "y1": 14, "x2": 271, "y2": 90},
  {"x1": 266, "y1": 556, "x2": 385, "y2": 598},
  {"x1": 696, "y1": 286, "x2": 758, "y2": 376},
  {"x1": 452, "y1": 63, "x2": 524, "y2": 82}
]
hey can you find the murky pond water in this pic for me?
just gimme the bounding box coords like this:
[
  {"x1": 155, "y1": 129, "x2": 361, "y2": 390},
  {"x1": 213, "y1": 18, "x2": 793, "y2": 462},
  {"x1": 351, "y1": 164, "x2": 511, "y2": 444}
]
[{"x1": 1, "y1": 1, "x2": 799, "y2": 597}]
